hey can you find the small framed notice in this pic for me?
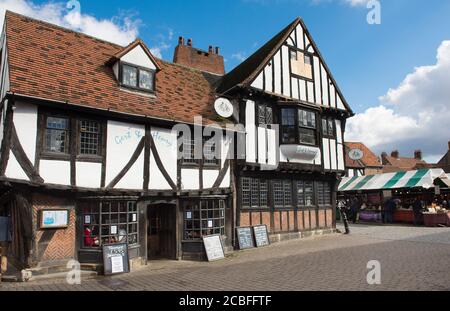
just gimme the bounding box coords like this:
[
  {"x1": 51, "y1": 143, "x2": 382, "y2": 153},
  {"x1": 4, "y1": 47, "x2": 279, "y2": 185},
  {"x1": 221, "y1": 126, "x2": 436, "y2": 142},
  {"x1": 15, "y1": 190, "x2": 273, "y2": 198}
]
[
  {"x1": 40, "y1": 209, "x2": 69, "y2": 229},
  {"x1": 236, "y1": 227, "x2": 255, "y2": 250},
  {"x1": 84, "y1": 215, "x2": 91, "y2": 225},
  {"x1": 202, "y1": 235, "x2": 225, "y2": 262}
]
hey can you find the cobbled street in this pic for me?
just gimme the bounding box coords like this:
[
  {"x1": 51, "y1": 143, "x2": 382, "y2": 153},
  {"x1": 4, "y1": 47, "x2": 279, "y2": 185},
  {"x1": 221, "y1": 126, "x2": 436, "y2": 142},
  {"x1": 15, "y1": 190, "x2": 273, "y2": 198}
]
[{"x1": 2, "y1": 224, "x2": 450, "y2": 291}]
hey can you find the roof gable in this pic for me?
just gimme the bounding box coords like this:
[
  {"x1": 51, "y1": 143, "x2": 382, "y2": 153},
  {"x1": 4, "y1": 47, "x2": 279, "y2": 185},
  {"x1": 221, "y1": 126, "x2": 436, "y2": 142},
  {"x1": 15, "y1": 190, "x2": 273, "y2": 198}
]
[
  {"x1": 345, "y1": 142, "x2": 382, "y2": 168},
  {"x1": 109, "y1": 39, "x2": 161, "y2": 71},
  {"x1": 217, "y1": 18, "x2": 353, "y2": 115}
]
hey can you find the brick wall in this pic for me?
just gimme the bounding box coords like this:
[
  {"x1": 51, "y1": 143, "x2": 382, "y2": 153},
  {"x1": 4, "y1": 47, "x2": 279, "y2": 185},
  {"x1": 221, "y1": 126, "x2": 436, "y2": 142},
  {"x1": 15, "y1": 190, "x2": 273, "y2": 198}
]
[{"x1": 32, "y1": 193, "x2": 76, "y2": 264}]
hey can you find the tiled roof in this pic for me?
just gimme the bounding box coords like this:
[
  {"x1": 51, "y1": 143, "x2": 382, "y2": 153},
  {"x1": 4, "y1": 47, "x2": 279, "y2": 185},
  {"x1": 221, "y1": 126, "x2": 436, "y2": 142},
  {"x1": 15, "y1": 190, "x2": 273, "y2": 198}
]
[
  {"x1": 344, "y1": 142, "x2": 382, "y2": 169},
  {"x1": 383, "y1": 156, "x2": 427, "y2": 171},
  {"x1": 5, "y1": 11, "x2": 225, "y2": 125}
]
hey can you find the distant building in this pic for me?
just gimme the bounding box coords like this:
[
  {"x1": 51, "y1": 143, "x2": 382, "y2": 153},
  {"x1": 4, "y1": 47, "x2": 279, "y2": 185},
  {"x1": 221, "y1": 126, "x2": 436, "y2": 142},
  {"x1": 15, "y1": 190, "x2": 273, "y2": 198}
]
[
  {"x1": 436, "y1": 142, "x2": 450, "y2": 173},
  {"x1": 344, "y1": 142, "x2": 382, "y2": 177},
  {"x1": 381, "y1": 150, "x2": 431, "y2": 173}
]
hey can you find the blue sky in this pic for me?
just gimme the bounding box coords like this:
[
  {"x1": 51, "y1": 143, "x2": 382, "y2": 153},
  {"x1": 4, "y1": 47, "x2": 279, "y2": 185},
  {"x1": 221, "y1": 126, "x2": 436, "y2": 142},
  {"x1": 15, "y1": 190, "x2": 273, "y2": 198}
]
[{"x1": 1, "y1": 0, "x2": 450, "y2": 161}]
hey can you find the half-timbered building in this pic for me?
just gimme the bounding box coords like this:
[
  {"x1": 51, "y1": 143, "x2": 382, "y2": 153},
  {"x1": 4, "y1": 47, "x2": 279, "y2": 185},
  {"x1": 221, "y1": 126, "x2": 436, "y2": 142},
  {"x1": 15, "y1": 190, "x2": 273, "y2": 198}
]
[
  {"x1": 217, "y1": 18, "x2": 353, "y2": 242},
  {"x1": 0, "y1": 11, "x2": 233, "y2": 272},
  {"x1": 0, "y1": 11, "x2": 353, "y2": 274}
]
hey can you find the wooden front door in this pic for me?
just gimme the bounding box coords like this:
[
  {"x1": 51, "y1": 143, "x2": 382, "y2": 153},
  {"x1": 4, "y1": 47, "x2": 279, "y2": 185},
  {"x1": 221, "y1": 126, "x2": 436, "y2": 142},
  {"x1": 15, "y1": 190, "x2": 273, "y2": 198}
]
[{"x1": 147, "y1": 204, "x2": 176, "y2": 259}]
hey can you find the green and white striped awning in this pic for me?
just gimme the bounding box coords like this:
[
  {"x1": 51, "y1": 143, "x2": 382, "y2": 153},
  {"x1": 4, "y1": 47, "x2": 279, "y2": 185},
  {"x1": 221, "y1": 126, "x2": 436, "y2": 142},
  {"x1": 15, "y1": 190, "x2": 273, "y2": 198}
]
[{"x1": 339, "y1": 169, "x2": 449, "y2": 192}]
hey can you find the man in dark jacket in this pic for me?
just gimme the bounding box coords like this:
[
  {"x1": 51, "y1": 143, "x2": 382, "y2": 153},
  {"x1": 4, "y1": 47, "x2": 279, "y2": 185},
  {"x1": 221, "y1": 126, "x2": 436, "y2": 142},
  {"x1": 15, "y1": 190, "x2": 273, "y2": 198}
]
[{"x1": 413, "y1": 196, "x2": 423, "y2": 226}]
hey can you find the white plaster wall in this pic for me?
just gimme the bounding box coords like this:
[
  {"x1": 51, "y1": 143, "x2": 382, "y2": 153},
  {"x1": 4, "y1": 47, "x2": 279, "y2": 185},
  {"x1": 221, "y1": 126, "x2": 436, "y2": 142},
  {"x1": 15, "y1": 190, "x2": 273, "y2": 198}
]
[
  {"x1": 257, "y1": 127, "x2": 266, "y2": 165},
  {"x1": 105, "y1": 120, "x2": 145, "y2": 189},
  {"x1": 337, "y1": 143, "x2": 345, "y2": 171},
  {"x1": 281, "y1": 45, "x2": 290, "y2": 97},
  {"x1": 323, "y1": 138, "x2": 331, "y2": 170},
  {"x1": 181, "y1": 169, "x2": 199, "y2": 190},
  {"x1": 149, "y1": 127, "x2": 177, "y2": 190},
  {"x1": 274, "y1": 51, "x2": 282, "y2": 94},
  {"x1": 307, "y1": 81, "x2": 314, "y2": 103},
  {"x1": 264, "y1": 62, "x2": 273, "y2": 93},
  {"x1": 321, "y1": 65, "x2": 329, "y2": 106},
  {"x1": 299, "y1": 79, "x2": 307, "y2": 102},
  {"x1": 291, "y1": 78, "x2": 299, "y2": 100},
  {"x1": 12, "y1": 101, "x2": 37, "y2": 162},
  {"x1": 267, "y1": 129, "x2": 277, "y2": 166},
  {"x1": 40, "y1": 160, "x2": 71, "y2": 185},
  {"x1": 251, "y1": 72, "x2": 263, "y2": 90},
  {"x1": 313, "y1": 57, "x2": 321, "y2": 105},
  {"x1": 5, "y1": 152, "x2": 28, "y2": 180},
  {"x1": 296, "y1": 25, "x2": 305, "y2": 50},
  {"x1": 330, "y1": 83, "x2": 336, "y2": 108},
  {"x1": 203, "y1": 170, "x2": 219, "y2": 189},
  {"x1": 219, "y1": 168, "x2": 230, "y2": 188},
  {"x1": 245, "y1": 100, "x2": 256, "y2": 163},
  {"x1": 121, "y1": 45, "x2": 157, "y2": 70},
  {"x1": 330, "y1": 139, "x2": 337, "y2": 170},
  {"x1": 76, "y1": 162, "x2": 102, "y2": 188}
]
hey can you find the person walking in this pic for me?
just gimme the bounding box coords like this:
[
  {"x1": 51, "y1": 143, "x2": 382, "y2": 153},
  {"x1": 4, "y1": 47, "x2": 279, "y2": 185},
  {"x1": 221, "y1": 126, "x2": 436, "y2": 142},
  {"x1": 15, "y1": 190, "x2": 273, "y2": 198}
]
[
  {"x1": 337, "y1": 199, "x2": 350, "y2": 234},
  {"x1": 350, "y1": 198, "x2": 361, "y2": 224},
  {"x1": 413, "y1": 197, "x2": 423, "y2": 226},
  {"x1": 384, "y1": 197, "x2": 395, "y2": 224}
]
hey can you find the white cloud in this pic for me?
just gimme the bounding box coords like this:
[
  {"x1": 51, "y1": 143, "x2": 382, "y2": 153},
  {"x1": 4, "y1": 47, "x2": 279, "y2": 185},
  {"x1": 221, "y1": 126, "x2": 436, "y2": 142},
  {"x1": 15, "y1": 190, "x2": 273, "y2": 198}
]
[
  {"x1": 0, "y1": 0, "x2": 140, "y2": 46},
  {"x1": 346, "y1": 40, "x2": 450, "y2": 162},
  {"x1": 344, "y1": 0, "x2": 371, "y2": 7},
  {"x1": 231, "y1": 52, "x2": 247, "y2": 62}
]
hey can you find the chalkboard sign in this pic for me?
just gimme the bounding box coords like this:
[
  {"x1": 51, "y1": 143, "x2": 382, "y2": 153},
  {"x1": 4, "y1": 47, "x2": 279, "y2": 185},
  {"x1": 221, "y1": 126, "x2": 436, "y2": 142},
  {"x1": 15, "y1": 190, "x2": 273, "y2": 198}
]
[
  {"x1": 236, "y1": 227, "x2": 255, "y2": 250},
  {"x1": 203, "y1": 235, "x2": 225, "y2": 262},
  {"x1": 102, "y1": 243, "x2": 130, "y2": 275},
  {"x1": 253, "y1": 225, "x2": 270, "y2": 248}
]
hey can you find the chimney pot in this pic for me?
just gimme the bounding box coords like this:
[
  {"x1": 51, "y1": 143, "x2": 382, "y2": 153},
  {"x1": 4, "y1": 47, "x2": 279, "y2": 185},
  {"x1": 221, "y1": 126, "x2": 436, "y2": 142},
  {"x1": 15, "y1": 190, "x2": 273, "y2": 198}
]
[
  {"x1": 448, "y1": 141, "x2": 450, "y2": 150},
  {"x1": 178, "y1": 36, "x2": 185, "y2": 45},
  {"x1": 187, "y1": 38, "x2": 193, "y2": 47},
  {"x1": 215, "y1": 47, "x2": 220, "y2": 55},
  {"x1": 414, "y1": 150, "x2": 423, "y2": 160},
  {"x1": 208, "y1": 46, "x2": 214, "y2": 54},
  {"x1": 391, "y1": 150, "x2": 399, "y2": 159}
]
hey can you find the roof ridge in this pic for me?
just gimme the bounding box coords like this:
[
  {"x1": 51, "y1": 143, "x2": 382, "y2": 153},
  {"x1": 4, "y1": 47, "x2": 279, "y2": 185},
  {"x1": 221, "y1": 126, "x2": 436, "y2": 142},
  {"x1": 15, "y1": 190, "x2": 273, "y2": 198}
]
[{"x1": 4, "y1": 10, "x2": 126, "y2": 49}]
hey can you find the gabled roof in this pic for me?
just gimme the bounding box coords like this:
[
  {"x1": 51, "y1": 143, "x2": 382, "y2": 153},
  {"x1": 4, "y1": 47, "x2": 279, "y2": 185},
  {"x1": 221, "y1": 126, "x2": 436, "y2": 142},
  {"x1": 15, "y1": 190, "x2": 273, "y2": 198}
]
[
  {"x1": 382, "y1": 156, "x2": 428, "y2": 172},
  {"x1": 4, "y1": 11, "x2": 224, "y2": 125},
  {"x1": 107, "y1": 38, "x2": 161, "y2": 71},
  {"x1": 217, "y1": 18, "x2": 299, "y2": 94},
  {"x1": 217, "y1": 17, "x2": 353, "y2": 115},
  {"x1": 345, "y1": 142, "x2": 382, "y2": 169}
]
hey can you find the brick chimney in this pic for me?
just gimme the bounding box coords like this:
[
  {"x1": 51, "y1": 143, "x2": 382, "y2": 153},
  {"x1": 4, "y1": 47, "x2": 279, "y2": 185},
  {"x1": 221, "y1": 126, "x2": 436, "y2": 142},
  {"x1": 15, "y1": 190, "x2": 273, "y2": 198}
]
[
  {"x1": 448, "y1": 141, "x2": 450, "y2": 151},
  {"x1": 391, "y1": 150, "x2": 399, "y2": 159},
  {"x1": 414, "y1": 150, "x2": 422, "y2": 160},
  {"x1": 173, "y1": 36, "x2": 225, "y2": 75}
]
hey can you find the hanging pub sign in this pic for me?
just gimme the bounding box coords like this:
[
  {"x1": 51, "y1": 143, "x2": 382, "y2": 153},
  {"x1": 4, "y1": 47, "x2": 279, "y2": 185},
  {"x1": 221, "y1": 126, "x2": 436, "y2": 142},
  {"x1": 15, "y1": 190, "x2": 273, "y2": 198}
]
[
  {"x1": 39, "y1": 209, "x2": 70, "y2": 229},
  {"x1": 236, "y1": 227, "x2": 255, "y2": 250},
  {"x1": 203, "y1": 235, "x2": 225, "y2": 262},
  {"x1": 102, "y1": 243, "x2": 130, "y2": 275},
  {"x1": 253, "y1": 225, "x2": 270, "y2": 248}
]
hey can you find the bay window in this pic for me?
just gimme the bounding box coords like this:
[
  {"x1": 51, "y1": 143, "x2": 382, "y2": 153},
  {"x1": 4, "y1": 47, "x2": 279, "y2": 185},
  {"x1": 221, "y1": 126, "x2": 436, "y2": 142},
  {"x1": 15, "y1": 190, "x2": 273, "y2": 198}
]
[
  {"x1": 322, "y1": 118, "x2": 336, "y2": 139},
  {"x1": 281, "y1": 108, "x2": 317, "y2": 145}
]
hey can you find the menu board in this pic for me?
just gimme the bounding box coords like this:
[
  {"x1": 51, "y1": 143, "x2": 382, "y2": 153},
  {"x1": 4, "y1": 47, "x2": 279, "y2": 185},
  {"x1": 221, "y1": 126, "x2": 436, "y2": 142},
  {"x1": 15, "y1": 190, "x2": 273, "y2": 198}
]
[
  {"x1": 236, "y1": 227, "x2": 255, "y2": 250},
  {"x1": 102, "y1": 243, "x2": 130, "y2": 275},
  {"x1": 203, "y1": 235, "x2": 225, "y2": 262},
  {"x1": 253, "y1": 225, "x2": 270, "y2": 248},
  {"x1": 40, "y1": 210, "x2": 69, "y2": 229}
]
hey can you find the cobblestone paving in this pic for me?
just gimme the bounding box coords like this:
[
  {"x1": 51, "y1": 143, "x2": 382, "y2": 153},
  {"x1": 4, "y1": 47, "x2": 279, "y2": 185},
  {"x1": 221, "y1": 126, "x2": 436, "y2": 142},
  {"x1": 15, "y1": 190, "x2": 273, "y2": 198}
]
[{"x1": 1, "y1": 224, "x2": 450, "y2": 291}]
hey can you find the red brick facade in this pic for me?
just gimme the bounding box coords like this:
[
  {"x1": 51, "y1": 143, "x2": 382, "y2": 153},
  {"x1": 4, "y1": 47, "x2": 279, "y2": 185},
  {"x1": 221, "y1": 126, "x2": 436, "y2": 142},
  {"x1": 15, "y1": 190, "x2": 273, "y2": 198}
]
[{"x1": 32, "y1": 193, "x2": 76, "y2": 264}]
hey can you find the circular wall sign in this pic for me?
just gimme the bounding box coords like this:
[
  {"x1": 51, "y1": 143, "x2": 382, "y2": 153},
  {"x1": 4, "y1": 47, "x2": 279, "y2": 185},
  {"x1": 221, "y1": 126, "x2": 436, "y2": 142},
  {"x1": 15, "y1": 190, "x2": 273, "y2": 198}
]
[
  {"x1": 349, "y1": 148, "x2": 364, "y2": 161},
  {"x1": 214, "y1": 98, "x2": 234, "y2": 118}
]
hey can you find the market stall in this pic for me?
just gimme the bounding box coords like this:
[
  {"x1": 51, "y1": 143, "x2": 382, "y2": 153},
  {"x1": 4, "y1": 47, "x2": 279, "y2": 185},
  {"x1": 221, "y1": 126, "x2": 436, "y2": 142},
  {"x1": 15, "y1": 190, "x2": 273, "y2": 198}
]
[{"x1": 338, "y1": 169, "x2": 450, "y2": 225}]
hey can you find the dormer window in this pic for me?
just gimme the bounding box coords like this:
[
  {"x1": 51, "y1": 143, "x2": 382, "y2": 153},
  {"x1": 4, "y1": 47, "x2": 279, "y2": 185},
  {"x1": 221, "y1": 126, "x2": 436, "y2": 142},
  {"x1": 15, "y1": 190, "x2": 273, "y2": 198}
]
[{"x1": 120, "y1": 62, "x2": 155, "y2": 92}]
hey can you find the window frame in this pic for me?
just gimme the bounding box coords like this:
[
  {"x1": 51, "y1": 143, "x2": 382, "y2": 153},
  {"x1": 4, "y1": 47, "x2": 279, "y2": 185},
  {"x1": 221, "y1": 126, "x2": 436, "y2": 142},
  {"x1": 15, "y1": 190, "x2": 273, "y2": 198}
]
[
  {"x1": 119, "y1": 61, "x2": 156, "y2": 94},
  {"x1": 180, "y1": 134, "x2": 221, "y2": 169},
  {"x1": 39, "y1": 110, "x2": 106, "y2": 163},
  {"x1": 321, "y1": 117, "x2": 336, "y2": 139},
  {"x1": 280, "y1": 107, "x2": 318, "y2": 146},
  {"x1": 81, "y1": 200, "x2": 139, "y2": 250},
  {"x1": 77, "y1": 118, "x2": 103, "y2": 161},
  {"x1": 183, "y1": 199, "x2": 226, "y2": 241},
  {"x1": 241, "y1": 177, "x2": 269, "y2": 210},
  {"x1": 289, "y1": 48, "x2": 314, "y2": 81},
  {"x1": 256, "y1": 102, "x2": 274, "y2": 127}
]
